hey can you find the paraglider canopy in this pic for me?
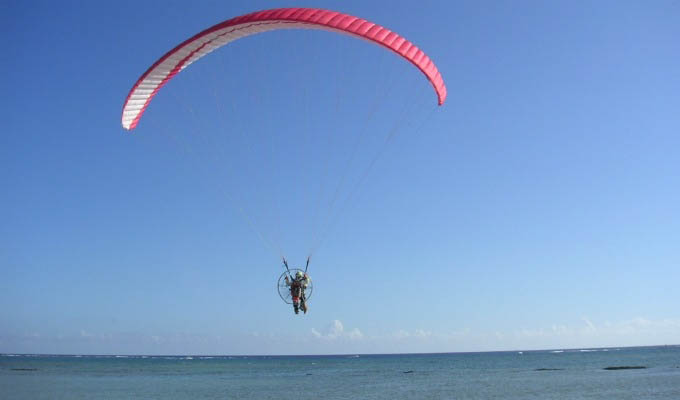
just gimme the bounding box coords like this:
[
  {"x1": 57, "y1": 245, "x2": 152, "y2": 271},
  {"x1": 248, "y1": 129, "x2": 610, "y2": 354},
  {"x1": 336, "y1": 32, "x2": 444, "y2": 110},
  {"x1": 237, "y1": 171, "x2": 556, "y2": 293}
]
[{"x1": 121, "y1": 7, "x2": 447, "y2": 130}]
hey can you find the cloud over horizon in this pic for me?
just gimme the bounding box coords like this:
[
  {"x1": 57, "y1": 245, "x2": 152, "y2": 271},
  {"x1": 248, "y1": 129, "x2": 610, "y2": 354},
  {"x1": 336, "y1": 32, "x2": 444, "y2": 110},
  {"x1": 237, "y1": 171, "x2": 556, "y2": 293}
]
[
  {"x1": 2, "y1": 317, "x2": 679, "y2": 355},
  {"x1": 311, "y1": 320, "x2": 363, "y2": 341}
]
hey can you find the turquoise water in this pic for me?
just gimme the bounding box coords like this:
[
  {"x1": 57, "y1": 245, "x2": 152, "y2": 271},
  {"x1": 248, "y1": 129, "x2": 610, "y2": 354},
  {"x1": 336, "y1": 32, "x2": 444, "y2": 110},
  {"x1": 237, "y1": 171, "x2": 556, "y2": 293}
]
[{"x1": 2, "y1": 346, "x2": 679, "y2": 399}]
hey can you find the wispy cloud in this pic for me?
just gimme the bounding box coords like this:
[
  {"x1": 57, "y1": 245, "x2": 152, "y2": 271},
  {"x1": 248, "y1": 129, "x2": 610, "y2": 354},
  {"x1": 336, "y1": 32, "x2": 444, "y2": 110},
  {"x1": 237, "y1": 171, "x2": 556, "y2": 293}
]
[
  {"x1": 504, "y1": 317, "x2": 680, "y2": 350},
  {"x1": 311, "y1": 320, "x2": 363, "y2": 341},
  {"x1": 582, "y1": 317, "x2": 596, "y2": 332},
  {"x1": 391, "y1": 329, "x2": 433, "y2": 340},
  {"x1": 514, "y1": 317, "x2": 680, "y2": 339}
]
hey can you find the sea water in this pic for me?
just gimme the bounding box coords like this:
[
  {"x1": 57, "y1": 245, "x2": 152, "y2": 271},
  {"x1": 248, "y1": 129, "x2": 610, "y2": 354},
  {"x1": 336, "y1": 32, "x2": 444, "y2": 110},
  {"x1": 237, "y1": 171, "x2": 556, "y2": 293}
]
[{"x1": 2, "y1": 346, "x2": 679, "y2": 399}]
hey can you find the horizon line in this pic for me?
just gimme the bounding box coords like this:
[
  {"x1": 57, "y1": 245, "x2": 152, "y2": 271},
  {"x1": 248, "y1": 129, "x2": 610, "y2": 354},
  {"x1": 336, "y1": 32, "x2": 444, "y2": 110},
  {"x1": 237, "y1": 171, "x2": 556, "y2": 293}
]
[{"x1": 2, "y1": 344, "x2": 678, "y2": 358}]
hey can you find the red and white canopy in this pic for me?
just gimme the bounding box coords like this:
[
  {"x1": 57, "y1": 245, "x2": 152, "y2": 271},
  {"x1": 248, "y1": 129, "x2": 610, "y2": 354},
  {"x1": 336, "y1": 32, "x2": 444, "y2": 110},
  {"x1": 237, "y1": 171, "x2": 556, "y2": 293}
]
[{"x1": 121, "y1": 8, "x2": 447, "y2": 130}]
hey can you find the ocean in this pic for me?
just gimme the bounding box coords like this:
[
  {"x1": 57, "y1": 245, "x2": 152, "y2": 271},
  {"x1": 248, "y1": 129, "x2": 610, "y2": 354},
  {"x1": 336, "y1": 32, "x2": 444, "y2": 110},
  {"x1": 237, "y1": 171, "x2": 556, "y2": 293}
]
[{"x1": 2, "y1": 346, "x2": 679, "y2": 399}]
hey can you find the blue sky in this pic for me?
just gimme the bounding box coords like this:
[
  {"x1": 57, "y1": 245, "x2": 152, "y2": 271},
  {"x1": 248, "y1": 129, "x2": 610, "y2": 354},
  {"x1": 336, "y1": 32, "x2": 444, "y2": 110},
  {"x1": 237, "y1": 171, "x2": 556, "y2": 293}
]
[{"x1": 2, "y1": 0, "x2": 679, "y2": 355}]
